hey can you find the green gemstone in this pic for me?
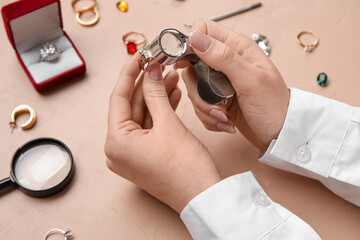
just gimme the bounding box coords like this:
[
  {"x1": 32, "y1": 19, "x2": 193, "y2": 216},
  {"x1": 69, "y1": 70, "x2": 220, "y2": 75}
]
[{"x1": 317, "y1": 72, "x2": 328, "y2": 86}]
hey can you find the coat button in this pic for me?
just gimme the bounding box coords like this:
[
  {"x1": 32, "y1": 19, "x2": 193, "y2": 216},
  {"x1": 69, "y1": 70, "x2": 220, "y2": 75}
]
[
  {"x1": 296, "y1": 146, "x2": 311, "y2": 162},
  {"x1": 253, "y1": 191, "x2": 271, "y2": 207}
]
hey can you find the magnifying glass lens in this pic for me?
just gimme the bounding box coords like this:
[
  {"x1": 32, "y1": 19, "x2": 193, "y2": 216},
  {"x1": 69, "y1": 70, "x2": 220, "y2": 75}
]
[
  {"x1": 14, "y1": 143, "x2": 71, "y2": 191},
  {"x1": 160, "y1": 32, "x2": 184, "y2": 56}
]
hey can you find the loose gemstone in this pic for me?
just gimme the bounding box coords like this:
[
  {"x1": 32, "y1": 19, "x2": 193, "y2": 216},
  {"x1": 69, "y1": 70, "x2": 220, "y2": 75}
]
[
  {"x1": 317, "y1": 72, "x2": 328, "y2": 86},
  {"x1": 127, "y1": 42, "x2": 137, "y2": 54},
  {"x1": 251, "y1": 33, "x2": 270, "y2": 56},
  {"x1": 117, "y1": 1, "x2": 128, "y2": 12}
]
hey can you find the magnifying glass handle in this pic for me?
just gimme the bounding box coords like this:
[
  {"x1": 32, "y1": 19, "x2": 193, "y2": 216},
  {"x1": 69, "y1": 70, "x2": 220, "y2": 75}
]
[{"x1": 0, "y1": 177, "x2": 13, "y2": 191}]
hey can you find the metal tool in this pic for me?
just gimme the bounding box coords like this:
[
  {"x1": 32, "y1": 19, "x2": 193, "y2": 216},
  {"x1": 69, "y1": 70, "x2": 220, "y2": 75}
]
[
  {"x1": 139, "y1": 28, "x2": 235, "y2": 105},
  {"x1": 184, "y1": 2, "x2": 262, "y2": 28}
]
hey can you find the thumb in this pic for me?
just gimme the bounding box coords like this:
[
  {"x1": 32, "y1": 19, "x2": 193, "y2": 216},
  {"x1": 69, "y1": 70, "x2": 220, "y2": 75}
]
[
  {"x1": 189, "y1": 31, "x2": 251, "y2": 89},
  {"x1": 142, "y1": 63, "x2": 174, "y2": 124}
]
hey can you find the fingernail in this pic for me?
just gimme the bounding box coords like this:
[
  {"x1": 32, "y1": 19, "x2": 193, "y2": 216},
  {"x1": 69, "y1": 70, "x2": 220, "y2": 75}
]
[
  {"x1": 189, "y1": 31, "x2": 212, "y2": 52},
  {"x1": 149, "y1": 64, "x2": 162, "y2": 81},
  {"x1": 209, "y1": 109, "x2": 228, "y2": 122},
  {"x1": 217, "y1": 122, "x2": 236, "y2": 134}
]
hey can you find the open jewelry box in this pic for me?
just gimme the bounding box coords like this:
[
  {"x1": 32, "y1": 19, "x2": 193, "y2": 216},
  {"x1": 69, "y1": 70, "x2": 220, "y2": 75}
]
[{"x1": 2, "y1": 0, "x2": 86, "y2": 93}]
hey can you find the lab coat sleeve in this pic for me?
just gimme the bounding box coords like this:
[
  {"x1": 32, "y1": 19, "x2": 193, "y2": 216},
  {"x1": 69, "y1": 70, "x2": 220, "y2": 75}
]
[
  {"x1": 180, "y1": 171, "x2": 321, "y2": 240},
  {"x1": 260, "y1": 88, "x2": 360, "y2": 206}
]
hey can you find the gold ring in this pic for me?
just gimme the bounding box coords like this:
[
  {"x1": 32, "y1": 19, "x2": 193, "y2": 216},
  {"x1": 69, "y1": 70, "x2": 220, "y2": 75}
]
[
  {"x1": 122, "y1": 31, "x2": 146, "y2": 54},
  {"x1": 75, "y1": 8, "x2": 100, "y2": 26},
  {"x1": 297, "y1": 31, "x2": 319, "y2": 52},
  {"x1": 122, "y1": 31, "x2": 146, "y2": 46},
  {"x1": 71, "y1": 0, "x2": 97, "y2": 13},
  {"x1": 9, "y1": 105, "x2": 37, "y2": 131}
]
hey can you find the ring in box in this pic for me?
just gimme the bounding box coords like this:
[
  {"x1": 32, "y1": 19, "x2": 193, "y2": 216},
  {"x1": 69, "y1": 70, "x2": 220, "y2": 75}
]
[{"x1": 2, "y1": 0, "x2": 86, "y2": 93}]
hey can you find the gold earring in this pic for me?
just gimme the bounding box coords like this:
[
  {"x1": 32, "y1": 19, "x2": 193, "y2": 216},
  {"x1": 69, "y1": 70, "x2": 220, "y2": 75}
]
[{"x1": 9, "y1": 105, "x2": 37, "y2": 133}]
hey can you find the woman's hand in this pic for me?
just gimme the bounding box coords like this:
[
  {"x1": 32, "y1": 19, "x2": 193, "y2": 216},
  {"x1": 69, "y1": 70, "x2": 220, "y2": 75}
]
[
  {"x1": 178, "y1": 19, "x2": 290, "y2": 151},
  {"x1": 105, "y1": 53, "x2": 221, "y2": 213}
]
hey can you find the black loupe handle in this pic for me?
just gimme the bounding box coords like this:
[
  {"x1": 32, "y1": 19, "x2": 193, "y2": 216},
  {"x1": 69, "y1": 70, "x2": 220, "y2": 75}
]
[{"x1": 0, "y1": 177, "x2": 13, "y2": 191}]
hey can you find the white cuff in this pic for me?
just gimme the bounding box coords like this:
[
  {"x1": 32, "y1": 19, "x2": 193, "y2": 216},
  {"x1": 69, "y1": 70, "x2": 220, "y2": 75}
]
[
  {"x1": 260, "y1": 88, "x2": 352, "y2": 178},
  {"x1": 260, "y1": 88, "x2": 360, "y2": 206},
  {"x1": 180, "y1": 171, "x2": 319, "y2": 240}
]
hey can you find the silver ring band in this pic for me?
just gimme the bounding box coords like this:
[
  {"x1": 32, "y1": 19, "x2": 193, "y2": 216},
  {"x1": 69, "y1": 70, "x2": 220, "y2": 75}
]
[{"x1": 44, "y1": 228, "x2": 73, "y2": 240}]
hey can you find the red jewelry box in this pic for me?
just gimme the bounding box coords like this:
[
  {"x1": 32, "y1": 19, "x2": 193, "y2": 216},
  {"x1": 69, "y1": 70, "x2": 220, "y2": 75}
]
[{"x1": 1, "y1": 0, "x2": 86, "y2": 93}]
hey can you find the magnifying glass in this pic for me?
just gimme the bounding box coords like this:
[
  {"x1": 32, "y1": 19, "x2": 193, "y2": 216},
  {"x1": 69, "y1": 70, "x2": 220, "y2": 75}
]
[
  {"x1": 139, "y1": 28, "x2": 236, "y2": 105},
  {"x1": 0, "y1": 138, "x2": 75, "y2": 198}
]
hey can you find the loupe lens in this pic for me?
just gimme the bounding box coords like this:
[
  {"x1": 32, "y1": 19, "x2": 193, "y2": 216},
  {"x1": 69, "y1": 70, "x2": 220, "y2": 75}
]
[
  {"x1": 160, "y1": 32, "x2": 184, "y2": 57},
  {"x1": 14, "y1": 143, "x2": 72, "y2": 191}
]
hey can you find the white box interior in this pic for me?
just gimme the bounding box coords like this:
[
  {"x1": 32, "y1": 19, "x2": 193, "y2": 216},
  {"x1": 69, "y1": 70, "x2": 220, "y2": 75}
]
[{"x1": 9, "y1": 2, "x2": 83, "y2": 84}]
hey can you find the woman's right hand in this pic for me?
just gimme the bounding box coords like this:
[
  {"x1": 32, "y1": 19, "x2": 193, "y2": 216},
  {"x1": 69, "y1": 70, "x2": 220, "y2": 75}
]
[{"x1": 178, "y1": 19, "x2": 290, "y2": 151}]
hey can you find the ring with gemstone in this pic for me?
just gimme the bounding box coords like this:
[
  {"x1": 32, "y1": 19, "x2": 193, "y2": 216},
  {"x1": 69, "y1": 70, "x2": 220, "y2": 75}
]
[
  {"x1": 122, "y1": 31, "x2": 146, "y2": 55},
  {"x1": 43, "y1": 228, "x2": 73, "y2": 240},
  {"x1": 40, "y1": 42, "x2": 61, "y2": 62},
  {"x1": 297, "y1": 31, "x2": 319, "y2": 52}
]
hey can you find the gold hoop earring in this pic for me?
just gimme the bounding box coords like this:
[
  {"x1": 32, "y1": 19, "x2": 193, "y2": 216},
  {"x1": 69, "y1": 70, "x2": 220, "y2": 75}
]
[{"x1": 9, "y1": 105, "x2": 37, "y2": 133}]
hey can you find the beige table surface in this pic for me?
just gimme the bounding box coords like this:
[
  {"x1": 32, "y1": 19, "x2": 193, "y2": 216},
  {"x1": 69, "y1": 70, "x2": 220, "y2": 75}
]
[{"x1": 1, "y1": 0, "x2": 360, "y2": 239}]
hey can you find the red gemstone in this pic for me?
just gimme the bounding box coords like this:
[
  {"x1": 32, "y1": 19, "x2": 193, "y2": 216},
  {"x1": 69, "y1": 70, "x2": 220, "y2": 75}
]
[{"x1": 126, "y1": 42, "x2": 137, "y2": 54}]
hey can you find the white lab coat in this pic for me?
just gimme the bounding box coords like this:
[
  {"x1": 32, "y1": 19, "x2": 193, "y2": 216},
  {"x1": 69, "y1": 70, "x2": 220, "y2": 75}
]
[{"x1": 180, "y1": 88, "x2": 360, "y2": 239}]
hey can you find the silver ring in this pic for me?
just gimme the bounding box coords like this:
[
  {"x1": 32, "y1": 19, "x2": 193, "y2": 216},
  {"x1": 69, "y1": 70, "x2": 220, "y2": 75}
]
[
  {"x1": 44, "y1": 228, "x2": 73, "y2": 240},
  {"x1": 40, "y1": 42, "x2": 61, "y2": 62}
]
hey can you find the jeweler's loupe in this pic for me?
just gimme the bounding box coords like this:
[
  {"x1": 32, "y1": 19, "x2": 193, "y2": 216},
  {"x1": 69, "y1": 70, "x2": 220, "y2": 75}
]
[
  {"x1": 0, "y1": 138, "x2": 75, "y2": 198},
  {"x1": 139, "y1": 28, "x2": 235, "y2": 105}
]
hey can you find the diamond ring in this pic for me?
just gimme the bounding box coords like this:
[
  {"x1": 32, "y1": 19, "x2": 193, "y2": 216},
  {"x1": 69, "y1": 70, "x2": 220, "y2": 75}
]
[
  {"x1": 40, "y1": 42, "x2": 61, "y2": 62},
  {"x1": 44, "y1": 228, "x2": 73, "y2": 240},
  {"x1": 297, "y1": 31, "x2": 319, "y2": 52}
]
